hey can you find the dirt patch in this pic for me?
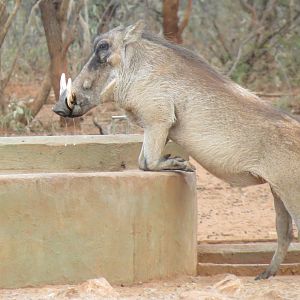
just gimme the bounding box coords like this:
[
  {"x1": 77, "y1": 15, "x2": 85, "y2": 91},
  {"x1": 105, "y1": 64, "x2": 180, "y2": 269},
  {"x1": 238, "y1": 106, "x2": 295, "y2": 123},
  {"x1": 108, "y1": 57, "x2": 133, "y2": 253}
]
[
  {"x1": 1, "y1": 275, "x2": 300, "y2": 299},
  {"x1": 194, "y1": 161, "x2": 298, "y2": 243},
  {"x1": 117, "y1": 274, "x2": 300, "y2": 299},
  {"x1": 6, "y1": 82, "x2": 40, "y2": 100}
]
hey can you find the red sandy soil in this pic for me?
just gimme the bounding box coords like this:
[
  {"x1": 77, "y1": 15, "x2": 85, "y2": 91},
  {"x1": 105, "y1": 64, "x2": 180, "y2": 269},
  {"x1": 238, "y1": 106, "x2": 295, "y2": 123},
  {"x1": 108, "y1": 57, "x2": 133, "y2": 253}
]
[
  {"x1": 195, "y1": 161, "x2": 299, "y2": 243},
  {"x1": 1, "y1": 274, "x2": 300, "y2": 299}
]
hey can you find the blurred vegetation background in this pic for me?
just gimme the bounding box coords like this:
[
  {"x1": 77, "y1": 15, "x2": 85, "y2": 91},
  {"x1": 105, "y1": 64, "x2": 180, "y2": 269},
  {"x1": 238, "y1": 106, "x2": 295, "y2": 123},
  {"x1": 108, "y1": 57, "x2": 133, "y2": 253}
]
[{"x1": 0, "y1": 0, "x2": 300, "y2": 135}]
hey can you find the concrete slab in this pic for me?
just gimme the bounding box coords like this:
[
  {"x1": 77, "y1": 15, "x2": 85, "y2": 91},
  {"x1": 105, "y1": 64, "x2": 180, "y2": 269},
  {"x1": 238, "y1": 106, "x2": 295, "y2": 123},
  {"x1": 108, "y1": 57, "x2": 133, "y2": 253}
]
[
  {"x1": 197, "y1": 262, "x2": 300, "y2": 276},
  {"x1": 0, "y1": 171, "x2": 197, "y2": 288},
  {"x1": 0, "y1": 135, "x2": 187, "y2": 172},
  {"x1": 197, "y1": 242, "x2": 300, "y2": 276},
  {"x1": 198, "y1": 242, "x2": 300, "y2": 264}
]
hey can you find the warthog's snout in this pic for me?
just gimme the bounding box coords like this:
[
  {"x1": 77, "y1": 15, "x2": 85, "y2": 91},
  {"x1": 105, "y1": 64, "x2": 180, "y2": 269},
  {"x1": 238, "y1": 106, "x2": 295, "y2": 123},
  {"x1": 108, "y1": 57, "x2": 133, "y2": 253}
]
[
  {"x1": 53, "y1": 73, "x2": 77, "y2": 118},
  {"x1": 53, "y1": 66, "x2": 116, "y2": 118},
  {"x1": 53, "y1": 73, "x2": 91, "y2": 118}
]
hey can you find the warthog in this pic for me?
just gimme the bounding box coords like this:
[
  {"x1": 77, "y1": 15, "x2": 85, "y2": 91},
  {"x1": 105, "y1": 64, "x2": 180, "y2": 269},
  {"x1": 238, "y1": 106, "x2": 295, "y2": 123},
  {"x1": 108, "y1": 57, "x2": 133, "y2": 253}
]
[{"x1": 53, "y1": 21, "x2": 300, "y2": 280}]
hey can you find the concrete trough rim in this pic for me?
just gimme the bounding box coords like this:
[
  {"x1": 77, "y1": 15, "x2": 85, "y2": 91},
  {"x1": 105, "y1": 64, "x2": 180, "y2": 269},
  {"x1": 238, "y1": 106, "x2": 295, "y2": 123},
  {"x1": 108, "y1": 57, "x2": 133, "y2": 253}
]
[
  {"x1": 0, "y1": 134, "x2": 187, "y2": 172},
  {"x1": 0, "y1": 134, "x2": 143, "y2": 146},
  {"x1": 0, "y1": 170, "x2": 190, "y2": 179},
  {"x1": 197, "y1": 262, "x2": 300, "y2": 276}
]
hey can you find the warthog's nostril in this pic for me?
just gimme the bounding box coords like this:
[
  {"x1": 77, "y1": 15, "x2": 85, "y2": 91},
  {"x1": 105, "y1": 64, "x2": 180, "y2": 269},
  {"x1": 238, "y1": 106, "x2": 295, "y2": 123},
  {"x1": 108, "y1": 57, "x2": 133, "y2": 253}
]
[
  {"x1": 53, "y1": 105, "x2": 69, "y2": 117},
  {"x1": 54, "y1": 110, "x2": 68, "y2": 117}
]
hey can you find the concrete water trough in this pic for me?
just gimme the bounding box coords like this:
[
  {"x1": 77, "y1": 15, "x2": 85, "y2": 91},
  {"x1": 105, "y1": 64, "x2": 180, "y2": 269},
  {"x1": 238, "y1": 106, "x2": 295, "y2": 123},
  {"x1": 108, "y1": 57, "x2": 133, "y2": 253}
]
[{"x1": 0, "y1": 135, "x2": 197, "y2": 288}]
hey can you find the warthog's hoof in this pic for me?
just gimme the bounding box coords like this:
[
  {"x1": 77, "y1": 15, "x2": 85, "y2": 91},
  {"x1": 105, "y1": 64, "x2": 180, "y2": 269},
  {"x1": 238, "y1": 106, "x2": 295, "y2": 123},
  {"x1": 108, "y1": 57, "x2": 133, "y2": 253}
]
[
  {"x1": 183, "y1": 161, "x2": 196, "y2": 172},
  {"x1": 255, "y1": 270, "x2": 276, "y2": 280},
  {"x1": 169, "y1": 157, "x2": 195, "y2": 172},
  {"x1": 141, "y1": 156, "x2": 196, "y2": 172}
]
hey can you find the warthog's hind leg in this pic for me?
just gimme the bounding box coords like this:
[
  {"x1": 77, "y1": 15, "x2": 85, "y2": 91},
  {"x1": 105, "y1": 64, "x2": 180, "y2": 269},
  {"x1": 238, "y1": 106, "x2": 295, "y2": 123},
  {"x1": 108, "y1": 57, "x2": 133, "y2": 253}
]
[
  {"x1": 255, "y1": 187, "x2": 293, "y2": 280},
  {"x1": 139, "y1": 125, "x2": 194, "y2": 172}
]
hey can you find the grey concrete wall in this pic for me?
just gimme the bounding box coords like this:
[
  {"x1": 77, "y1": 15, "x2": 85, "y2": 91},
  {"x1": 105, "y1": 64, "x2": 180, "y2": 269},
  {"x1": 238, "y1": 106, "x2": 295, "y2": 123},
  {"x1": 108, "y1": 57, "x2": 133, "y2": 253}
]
[
  {"x1": 0, "y1": 171, "x2": 197, "y2": 288},
  {"x1": 0, "y1": 135, "x2": 187, "y2": 172}
]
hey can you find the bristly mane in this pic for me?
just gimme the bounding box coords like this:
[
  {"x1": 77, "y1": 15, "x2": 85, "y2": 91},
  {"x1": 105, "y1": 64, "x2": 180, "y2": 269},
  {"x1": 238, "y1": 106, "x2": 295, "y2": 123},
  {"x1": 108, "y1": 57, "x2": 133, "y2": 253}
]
[{"x1": 142, "y1": 31, "x2": 228, "y2": 83}]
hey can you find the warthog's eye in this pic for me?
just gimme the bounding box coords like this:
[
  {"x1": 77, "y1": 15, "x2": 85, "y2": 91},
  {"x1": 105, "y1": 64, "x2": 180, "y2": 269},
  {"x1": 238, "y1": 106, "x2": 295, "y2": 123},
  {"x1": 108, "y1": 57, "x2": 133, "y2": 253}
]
[
  {"x1": 98, "y1": 41, "x2": 109, "y2": 51},
  {"x1": 90, "y1": 39, "x2": 110, "y2": 67}
]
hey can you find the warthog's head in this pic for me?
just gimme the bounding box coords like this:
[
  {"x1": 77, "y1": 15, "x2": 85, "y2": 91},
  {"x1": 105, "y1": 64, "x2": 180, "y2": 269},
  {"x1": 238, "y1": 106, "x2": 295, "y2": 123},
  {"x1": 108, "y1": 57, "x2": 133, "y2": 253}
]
[{"x1": 53, "y1": 22, "x2": 144, "y2": 118}]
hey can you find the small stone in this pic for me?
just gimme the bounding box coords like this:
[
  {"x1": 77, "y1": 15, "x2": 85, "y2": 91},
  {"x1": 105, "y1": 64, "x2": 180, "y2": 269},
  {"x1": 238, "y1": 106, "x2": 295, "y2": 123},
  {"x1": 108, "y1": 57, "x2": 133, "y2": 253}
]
[
  {"x1": 180, "y1": 289, "x2": 225, "y2": 300},
  {"x1": 246, "y1": 290, "x2": 285, "y2": 300},
  {"x1": 55, "y1": 277, "x2": 119, "y2": 299},
  {"x1": 213, "y1": 274, "x2": 242, "y2": 296}
]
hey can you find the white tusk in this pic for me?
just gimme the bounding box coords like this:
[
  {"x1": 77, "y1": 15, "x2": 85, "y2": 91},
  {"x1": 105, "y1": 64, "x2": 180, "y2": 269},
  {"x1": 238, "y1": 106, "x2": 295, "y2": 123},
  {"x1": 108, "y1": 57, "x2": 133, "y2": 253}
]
[
  {"x1": 60, "y1": 73, "x2": 67, "y2": 95},
  {"x1": 66, "y1": 78, "x2": 74, "y2": 109}
]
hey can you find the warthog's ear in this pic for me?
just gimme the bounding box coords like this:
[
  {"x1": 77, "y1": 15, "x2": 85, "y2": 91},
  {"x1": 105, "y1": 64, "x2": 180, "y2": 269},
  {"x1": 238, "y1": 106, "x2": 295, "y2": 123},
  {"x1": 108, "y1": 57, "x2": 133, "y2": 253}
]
[{"x1": 124, "y1": 20, "x2": 145, "y2": 44}]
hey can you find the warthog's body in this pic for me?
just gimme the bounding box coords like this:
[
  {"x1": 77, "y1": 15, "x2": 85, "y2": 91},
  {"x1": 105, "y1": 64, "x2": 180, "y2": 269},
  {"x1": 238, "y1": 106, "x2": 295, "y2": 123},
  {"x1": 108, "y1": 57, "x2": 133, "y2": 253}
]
[{"x1": 53, "y1": 22, "x2": 300, "y2": 279}]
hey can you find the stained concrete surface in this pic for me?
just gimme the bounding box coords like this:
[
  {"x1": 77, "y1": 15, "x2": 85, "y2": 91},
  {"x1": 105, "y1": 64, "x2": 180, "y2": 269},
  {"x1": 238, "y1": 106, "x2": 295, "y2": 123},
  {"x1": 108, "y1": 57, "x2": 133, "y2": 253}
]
[
  {"x1": 0, "y1": 171, "x2": 197, "y2": 288},
  {"x1": 0, "y1": 134, "x2": 187, "y2": 171}
]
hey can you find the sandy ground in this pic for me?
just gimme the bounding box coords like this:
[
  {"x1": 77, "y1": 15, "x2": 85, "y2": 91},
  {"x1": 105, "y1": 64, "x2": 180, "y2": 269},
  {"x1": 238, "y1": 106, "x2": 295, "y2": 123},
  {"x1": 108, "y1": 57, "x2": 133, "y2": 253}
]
[
  {"x1": 195, "y1": 161, "x2": 298, "y2": 242},
  {"x1": 1, "y1": 275, "x2": 300, "y2": 299},
  {"x1": 115, "y1": 275, "x2": 300, "y2": 299}
]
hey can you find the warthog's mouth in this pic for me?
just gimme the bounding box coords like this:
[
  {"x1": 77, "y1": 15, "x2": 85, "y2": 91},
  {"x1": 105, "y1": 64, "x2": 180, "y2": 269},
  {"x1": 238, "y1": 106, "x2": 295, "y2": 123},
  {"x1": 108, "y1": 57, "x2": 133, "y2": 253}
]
[
  {"x1": 53, "y1": 73, "x2": 116, "y2": 118},
  {"x1": 53, "y1": 73, "x2": 77, "y2": 118}
]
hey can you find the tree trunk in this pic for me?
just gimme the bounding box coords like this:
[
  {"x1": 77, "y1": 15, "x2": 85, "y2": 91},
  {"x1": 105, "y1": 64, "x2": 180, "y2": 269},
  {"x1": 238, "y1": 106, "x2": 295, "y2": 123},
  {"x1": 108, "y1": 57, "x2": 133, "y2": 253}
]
[
  {"x1": 0, "y1": 1, "x2": 9, "y2": 35},
  {"x1": 0, "y1": 47, "x2": 4, "y2": 111},
  {"x1": 39, "y1": 0, "x2": 67, "y2": 101},
  {"x1": 163, "y1": 0, "x2": 180, "y2": 43},
  {"x1": 0, "y1": 0, "x2": 21, "y2": 111},
  {"x1": 162, "y1": 0, "x2": 192, "y2": 44},
  {"x1": 0, "y1": 0, "x2": 22, "y2": 48},
  {"x1": 97, "y1": 1, "x2": 119, "y2": 34}
]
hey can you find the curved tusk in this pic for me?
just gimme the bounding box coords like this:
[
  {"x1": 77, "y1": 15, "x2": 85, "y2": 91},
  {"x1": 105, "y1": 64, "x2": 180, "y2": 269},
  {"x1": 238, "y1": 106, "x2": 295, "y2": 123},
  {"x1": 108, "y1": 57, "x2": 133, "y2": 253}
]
[
  {"x1": 60, "y1": 73, "x2": 67, "y2": 95},
  {"x1": 66, "y1": 77, "x2": 74, "y2": 110}
]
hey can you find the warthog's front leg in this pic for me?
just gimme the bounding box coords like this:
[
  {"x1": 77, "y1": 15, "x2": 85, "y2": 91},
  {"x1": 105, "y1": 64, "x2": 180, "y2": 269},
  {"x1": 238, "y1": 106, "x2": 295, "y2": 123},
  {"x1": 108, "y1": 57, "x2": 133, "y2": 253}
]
[
  {"x1": 255, "y1": 188, "x2": 293, "y2": 280},
  {"x1": 139, "y1": 125, "x2": 194, "y2": 172}
]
